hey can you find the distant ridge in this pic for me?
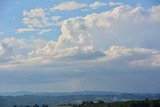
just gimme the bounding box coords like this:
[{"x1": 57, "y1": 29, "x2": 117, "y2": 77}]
[
  {"x1": 0, "y1": 91, "x2": 160, "y2": 96},
  {"x1": 0, "y1": 91, "x2": 118, "y2": 96},
  {"x1": 0, "y1": 91, "x2": 160, "y2": 107}
]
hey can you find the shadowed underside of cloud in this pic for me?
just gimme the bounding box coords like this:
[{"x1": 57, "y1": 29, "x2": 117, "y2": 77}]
[
  {"x1": 26, "y1": 5, "x2": 160, "y2": 67},
  {"x1": 0, "y1": 5, "x2": 160, "y2": 92},
  {"x1": 0, "y1": 5, "x2": 160, "y2": 73}
]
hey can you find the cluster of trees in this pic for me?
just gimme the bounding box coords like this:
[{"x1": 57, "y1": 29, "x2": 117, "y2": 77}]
[
  {"x1": 60, "y1": 99, "x2": 160, "y2": 107},
  {"x1": 13, "y1": 104, "x2": 48, "y2": 107},
  {"x1": 11, "y1": 99, "x2": 160, "y2": 107}
]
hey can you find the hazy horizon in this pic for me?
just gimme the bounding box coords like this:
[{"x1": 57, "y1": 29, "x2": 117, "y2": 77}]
[{"x1": 0, "y1": 0, "x2": 160, "y2": 93}]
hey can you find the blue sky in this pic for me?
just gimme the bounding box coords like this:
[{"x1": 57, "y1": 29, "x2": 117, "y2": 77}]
[
  {"x1": 0, "y1": 0, "x2": 160, "y2": 93},
  {"x1": 0, "y1": 0, "x2": 159, "y2": 40}
]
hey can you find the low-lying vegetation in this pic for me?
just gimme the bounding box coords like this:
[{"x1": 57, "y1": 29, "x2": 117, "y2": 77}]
[
  {"x1": 10, "y1": 99, "x2": 160, "y2": 107},
  {"x1": 59, "y1": 99, "x2": 160, "y2": 107}
]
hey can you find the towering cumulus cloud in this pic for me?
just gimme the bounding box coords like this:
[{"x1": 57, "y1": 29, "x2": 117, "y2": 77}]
[
  {"x1": 0, "y1": 4, "x2": 160, "y2": 92},
  {"x1": 29, "y1": 5, "x2": 160, "y2": 67}
]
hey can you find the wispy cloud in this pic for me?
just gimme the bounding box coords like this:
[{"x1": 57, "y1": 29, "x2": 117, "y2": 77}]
[
  {"x1": 16, "y1": 28, "x2": 35, "y2": 33},
  {"x1": 50, "y1": 1, "x2": 107, "y2": 11},
  {"x1": 89, "y1": 1, "x2": 106, "y2": 9},
  {"x1": 0, "y1": 32, "x2": 4, "y2": 35},
  {"x1": 38, "y1": 28, "x2": 52, "y2": 35},
  {"x1": 22, "y1": 8, "x2": 52, "y2": 28},
  {"x1": 16, "y1": 8, "x2": 53, "y2": 35},
  {"x1": 23, "y1": 8, "x2": 46, "y2": 17},
  {"x1": 50, "y1": 1, "x2": 87, "y2": 11},
  {"x1": 108, "y1": 2, "x2": 123, "y2": 6},
  {"x1": 51, "y1": 16, "x2": 62, "y2": 21}
]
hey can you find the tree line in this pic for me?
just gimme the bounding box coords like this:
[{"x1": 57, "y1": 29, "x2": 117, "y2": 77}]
[
  {"x1": 12, "y1": 99, "x2": 160, "y2": 107},
  {"x1": 60, "y1": 99, "x2": 160, "y2": 107},
  {"x1": 13, "y1": 104, "x2": 48, "y2": 107}
]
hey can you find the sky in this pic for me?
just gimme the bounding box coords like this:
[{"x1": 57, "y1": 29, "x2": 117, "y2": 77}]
[{"x1": 0, "y1": 0, "x2": 160, "y2": 93}]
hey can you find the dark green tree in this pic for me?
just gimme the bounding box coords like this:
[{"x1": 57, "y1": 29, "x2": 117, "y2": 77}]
[
  {"x1": 33, "y1": 104, "x2": 39, "y2": 107},
  {"x1": 41, "y1": 104, "x2": 48, "y2": 107}
]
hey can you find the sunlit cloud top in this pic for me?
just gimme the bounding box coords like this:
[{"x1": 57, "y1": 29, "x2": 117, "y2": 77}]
[{"x1": 0, "y1": 0, "x2": 160, "y2": 93}]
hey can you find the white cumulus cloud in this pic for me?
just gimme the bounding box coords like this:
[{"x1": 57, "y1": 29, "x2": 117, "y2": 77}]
[
  {"x1": 1, "y1": 4, "x2": 160, "y2": 92},
  {"x1": 7, "y1": 5, "x2": 160, "y2": 69}
]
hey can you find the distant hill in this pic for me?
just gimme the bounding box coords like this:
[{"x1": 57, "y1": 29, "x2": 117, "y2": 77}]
[
  {"x1": 0, "y1": 91, "x2": 160, "y2": 107},
  {"x1": 0, "y1": 91, "x2": 120, "y2": 96}
]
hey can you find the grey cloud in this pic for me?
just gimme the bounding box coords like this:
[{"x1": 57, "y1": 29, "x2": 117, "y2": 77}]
[{"x1": 0, "y1": 43, "x2": 14, "y2": 63}]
